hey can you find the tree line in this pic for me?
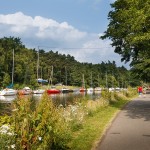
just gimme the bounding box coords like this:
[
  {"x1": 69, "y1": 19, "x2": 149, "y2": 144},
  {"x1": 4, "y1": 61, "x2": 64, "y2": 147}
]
[{"x1": 0, "y1": 37, "x2": 139, "y2": 89}]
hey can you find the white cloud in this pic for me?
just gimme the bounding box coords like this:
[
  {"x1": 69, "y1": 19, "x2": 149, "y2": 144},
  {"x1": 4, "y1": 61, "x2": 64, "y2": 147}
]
[
  {"x1": 0, "y1": 12, "x2": 128, "y2": 68},
  {"x1": 0, "y1": 12, "x2": 32, "y2": 25},
  {"x1": 0, "y1": 12, "x2": 86, "y2": 40}
]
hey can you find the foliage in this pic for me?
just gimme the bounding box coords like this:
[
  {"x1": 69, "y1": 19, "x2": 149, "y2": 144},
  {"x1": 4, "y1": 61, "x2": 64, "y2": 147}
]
[
  {"x1": 0, "y1": 36, "x2": 137, "y2": 88},
  {"x1": 0, "y1": 89, "x2": 137, "y2": 150},
  {"x1": 69, "y1": 89, "x2": 136, "y2": 150},
  {"x1": 2, "y1": 73, "x2": 11, "y2": 88},
  {"x1": 11, "y1": 94, "x2": 71, "y2": 150},
  {"x1": 0, "y1": 116, "x2": 15, "y2": 149},
  {"x1": 62, "y1": 104, "x2": 86, "y2": 132},
  {"x1": 0, "y1": 124, "x2": 15, "y2": 150},
  {"x1": 124, "y1": 87, "x2": 138, "y2": 97},
  {"x1": 101, "y1": 0, "x2": 150, "y2": 81}
]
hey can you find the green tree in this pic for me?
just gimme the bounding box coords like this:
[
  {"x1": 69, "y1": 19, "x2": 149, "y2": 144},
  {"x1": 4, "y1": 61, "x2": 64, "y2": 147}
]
[
  {"x1": 2, "y1": 73, "x2": 11, "y2": 87},
  {"x1": 101, "y1": 0, "x2": 150, "y2": 81}
]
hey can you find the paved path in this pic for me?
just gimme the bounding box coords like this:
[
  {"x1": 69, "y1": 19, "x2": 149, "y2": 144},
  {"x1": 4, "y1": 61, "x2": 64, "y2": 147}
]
[{"x1": 95, "y1": 93, "x2": 150, "y2": 150}]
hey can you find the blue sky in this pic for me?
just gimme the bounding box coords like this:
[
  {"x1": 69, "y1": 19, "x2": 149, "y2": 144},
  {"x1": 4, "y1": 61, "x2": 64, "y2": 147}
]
[{"x1": 0, "y1": 0, "x2": 129, "y2": 68}]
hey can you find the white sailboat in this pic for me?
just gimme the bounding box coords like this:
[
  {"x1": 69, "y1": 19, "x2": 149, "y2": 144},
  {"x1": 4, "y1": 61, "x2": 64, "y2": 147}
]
[
  {"x1": 0, "y1": 49, "x2": 17, "y2": 96},
  {"x1": 87, "y1": 72, "x2": 94, "y2": 94},
  {"x1": 0, "y1": 89, "x2": 17, "y2": 96},
  {"x1": 80, "y1": 74, "x2": 86, "y2": 92},
  {"x1": 0, "y1": 95, "x2": 17, "y2": 102},
  {"x1": 33, "y1": 89, "x2": 45, "y2": 94},
  {"x1": 35, "y1": 47, "x2": 47, "y2": 94}
]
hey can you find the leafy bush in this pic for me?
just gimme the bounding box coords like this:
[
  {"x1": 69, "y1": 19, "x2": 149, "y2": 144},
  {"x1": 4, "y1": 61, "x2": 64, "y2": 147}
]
[
  {"x1": 0, "y1": 124, "x2": 15, "y2": 150},
  {"x1": 11, "y1": 93, "x2": 71, "y2": 150},
  {"x1": 114, "y1": 92, "x2": 127, "y2": 101}
]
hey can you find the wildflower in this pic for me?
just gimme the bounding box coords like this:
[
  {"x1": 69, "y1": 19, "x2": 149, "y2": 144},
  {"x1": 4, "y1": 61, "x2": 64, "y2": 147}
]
[
  {"x1": 38, "y1": 136, "x2": 42, "y2": 141},
  {"x1": 12, "y1": 108, "x2": 19, "y2": 112},
  {"x1": 7, "y1": 132, "x2": 14, "y2": 136},
  {"x1": 10, "y1": 144, "x2": 15, "y2": 149},
  {"x1": 58, "y1": 104, "x2": 63, "y2": 107},
  {"x1": 0, "y1": 124, "x2": 14, "y2": 136},
  {"x1": 0, "y1": 125, "x2": 10, "y2": 134}
]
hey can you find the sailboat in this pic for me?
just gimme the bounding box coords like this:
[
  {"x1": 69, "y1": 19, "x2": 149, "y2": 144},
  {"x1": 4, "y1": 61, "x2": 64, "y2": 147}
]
[
  {"x1": 87, "y1": 72, "x2": 94, "y2": 94},
  {"x1": 34, "y1": 47, "x2": 47, "y2": 94},
  {"x1": 0, "y1": 88, "x2": 17, "y2": 96},
  {"x1": 95, "y1": 74, "x2": 102, "y2": 92},
  {"x1": 80, "y1": 74, "x2": 86, "y2": 92},
  {"x1": 60, "y1": 66, "x2": 70, "y2": 93},
  {"x1": 18, "y1": 87, "x2": 32, "y2": 95},
  {"x1": 0, "y1": 49, "x2": 17, "y2": 96},
  {"x1": 46, "y1": 66, "x2": 60, "y2": 94},
  {"x1": 36, "y1": 51, "x2": 48, "y2": 84}
]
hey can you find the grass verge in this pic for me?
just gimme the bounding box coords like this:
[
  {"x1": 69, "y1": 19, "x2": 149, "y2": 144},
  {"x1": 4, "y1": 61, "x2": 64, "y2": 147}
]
[{"x1": 68, "y1": 98, "x2": 131, "y2": 150}]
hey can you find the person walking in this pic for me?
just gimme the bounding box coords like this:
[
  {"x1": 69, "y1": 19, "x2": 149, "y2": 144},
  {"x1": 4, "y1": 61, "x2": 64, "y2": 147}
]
[{"x1": 138, "y1": 86, "x2": 143, "y2": 96}]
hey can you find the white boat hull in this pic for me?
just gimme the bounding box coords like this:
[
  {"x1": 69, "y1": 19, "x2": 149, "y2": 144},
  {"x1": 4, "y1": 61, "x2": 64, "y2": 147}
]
[
  {"x1": 33, "y1": 89, "x2": 45, "y2": 94},
  {"x1": 0, "y1": 89, "x2": 17, "y2": 96},
  {"x1": 87, "y1": 88, "x2": 94, "y2": 93}
]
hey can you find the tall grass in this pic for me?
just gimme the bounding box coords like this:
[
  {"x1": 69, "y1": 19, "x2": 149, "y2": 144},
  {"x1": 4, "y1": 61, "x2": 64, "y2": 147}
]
[
  {"x1": 0, "y1": 94, "x2": 71, "y2": 150},
  {"x1": 0, "y1": 88, "x2": 138, "y2": 150}
]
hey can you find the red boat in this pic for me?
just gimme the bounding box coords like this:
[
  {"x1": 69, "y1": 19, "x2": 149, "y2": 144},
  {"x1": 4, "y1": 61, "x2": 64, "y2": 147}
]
[
  {"x1": 47, "y1": 89, "x2": 60, "y2": 94},
  {"x1": 80, "y1": 87, "x2": 86, "y2": 92}
]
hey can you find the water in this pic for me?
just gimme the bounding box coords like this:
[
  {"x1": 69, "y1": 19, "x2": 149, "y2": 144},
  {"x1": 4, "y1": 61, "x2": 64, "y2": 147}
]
[
  {"x1": 0, "y1": 91, "x2": 101, "y2": 114},
  {"x1": 0, "y1": 91, "x2": 101, "y2": 103}
]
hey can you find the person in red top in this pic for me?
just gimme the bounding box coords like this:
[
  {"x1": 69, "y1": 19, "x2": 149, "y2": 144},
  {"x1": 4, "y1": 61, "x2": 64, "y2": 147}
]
[{"x1": 138, "y1": 86, "x2": 143, "y2": 95}]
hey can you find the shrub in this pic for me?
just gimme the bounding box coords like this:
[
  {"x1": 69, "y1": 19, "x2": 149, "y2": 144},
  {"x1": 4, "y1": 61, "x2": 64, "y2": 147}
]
[
  {"x1": 11, "y1": 93, "x2": 71, "y2": 150},
  {"x1": 0, "y1": 124, "x2": 15, "y2": 150}
]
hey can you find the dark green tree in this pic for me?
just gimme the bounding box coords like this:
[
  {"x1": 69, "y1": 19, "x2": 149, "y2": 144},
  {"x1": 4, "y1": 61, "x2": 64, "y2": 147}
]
[
  {"x1": 2, "y1": 73, "x2": 11, "y2": 87},
  {"x1": 101, "y1": 0, "x2": 150, "y2": 81}
]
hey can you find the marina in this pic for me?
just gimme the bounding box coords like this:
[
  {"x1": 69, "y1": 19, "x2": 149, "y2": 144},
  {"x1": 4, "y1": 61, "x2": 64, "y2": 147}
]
[{"x1": 0, "y1": 90, "x2": 101, "y2": 105}]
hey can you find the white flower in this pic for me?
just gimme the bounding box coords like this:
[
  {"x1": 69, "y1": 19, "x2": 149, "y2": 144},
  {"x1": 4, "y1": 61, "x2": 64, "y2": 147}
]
[
  {"x1": 10, "y1": 144, "x2": 15, "y2": 149},
  {"x1": 58, "y1": 104, "x2": 63, "y2": 107},
  {"x1": 1, "y1": 124, "x2": 10, "y2": 130},
  {"x1": 38, "y1": 136, "x2": 42, "y2": 141},
  {"x1": 7, "y1": 132, "x2": 14, "y2": 136},
  {"x1": 0, "y1": 125, "x2": 10, "y2": 134},
  {"x1": 12, "y1": 108, "x2": 19, "y2": 112},
  {"x1": 0, "y1": 124, "x2": 14, "y2": 136}
]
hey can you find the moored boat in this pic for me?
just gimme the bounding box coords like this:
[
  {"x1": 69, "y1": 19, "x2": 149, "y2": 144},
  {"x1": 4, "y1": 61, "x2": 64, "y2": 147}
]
[
  {"x1": 33, "y1": 89, "x2": 45, "y2": 94},
  {"x1": 47, "y1": 88, "x2": 60, "y2": 94},
  {"x1": 0, "y1": 95, "x2": 17, "y2": 102},
  {"x1": 94, "y1": 87, "x2": 102, "y2": 91},
  {"x1": 80, "y1": 87, "x2": 86, "y2": 92},
  {"x1": 0, "y1": 88, "x2": 17, "y2": 96},
  {"x1": 18, "y1": 87, "x2": 32, "y2": 95},
  {"x1": 61, "y1": 87, "x2": 69, "y2": 93},
  {"x1": 87, "y1": 87, "x2": 94, "y2": 94}
]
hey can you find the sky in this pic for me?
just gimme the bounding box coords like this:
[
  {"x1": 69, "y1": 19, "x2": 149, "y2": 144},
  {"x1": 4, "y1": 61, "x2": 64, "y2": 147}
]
[{"x1": 0, "y1": 0, "x2": 130, "y2": 68}]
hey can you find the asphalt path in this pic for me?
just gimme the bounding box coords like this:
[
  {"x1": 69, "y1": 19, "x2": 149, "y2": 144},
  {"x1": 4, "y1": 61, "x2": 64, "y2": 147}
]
[{"x1": 95, "y1": 92, "x2": 150, "y2": 150}]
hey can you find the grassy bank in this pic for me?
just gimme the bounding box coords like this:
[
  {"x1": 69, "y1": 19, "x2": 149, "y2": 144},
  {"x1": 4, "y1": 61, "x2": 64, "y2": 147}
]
[
  {"x1": 0, "y1": 89, "x2": 137, "y2": 150},
  {"x1": 69, "y1": 99, "x2": 129, "y2": 150},
  {"x1": 69, "y1": 90, "x2": 137, "y2": 150}
]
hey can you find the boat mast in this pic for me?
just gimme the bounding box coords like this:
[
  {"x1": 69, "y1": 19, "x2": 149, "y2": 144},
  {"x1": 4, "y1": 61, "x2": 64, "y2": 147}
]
[
  {"x1": 12, "y1": 49, "x2": 14, "y2": 85},
  {"x1": 49, "y1": 66, "x2": 53, "y2": 87},
  {"x1": 37, "y1": 46, "x2": 39, "y2": 79},
  {"x1": 98, "y1": 74, "x2": 100, "y2": 87},
  {"x1": 90, "y1": 72, "x2": 93, "y2": 87},
  {"x1": 106, "y1": 71, "x2": 108, "y2": 89},
  {"x1": 82, "y1": 74, "x2": 85, "y2": 88},
  {"x1": 65, "y1": 66, "x2": 67, "y2": 86}
]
